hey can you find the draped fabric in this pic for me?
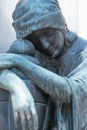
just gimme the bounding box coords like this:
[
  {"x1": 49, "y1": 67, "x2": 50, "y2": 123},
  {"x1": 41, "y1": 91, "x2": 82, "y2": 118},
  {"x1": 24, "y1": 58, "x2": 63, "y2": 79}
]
[{"x1": 58, "y1": 36, "x2": 87, "y2": 130}]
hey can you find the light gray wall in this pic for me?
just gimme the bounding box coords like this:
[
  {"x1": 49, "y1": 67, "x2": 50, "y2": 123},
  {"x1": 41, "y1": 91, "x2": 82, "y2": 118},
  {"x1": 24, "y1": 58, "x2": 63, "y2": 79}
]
[
  {"x1": 78, "y1": 1, "x2": 87, "y2": 39},
  {"x1": 59, "y1": 0, "x2": 79, "y2": 32},
  {"x1": 0, "y1": 0, "x2": 17, "y2": 53}
]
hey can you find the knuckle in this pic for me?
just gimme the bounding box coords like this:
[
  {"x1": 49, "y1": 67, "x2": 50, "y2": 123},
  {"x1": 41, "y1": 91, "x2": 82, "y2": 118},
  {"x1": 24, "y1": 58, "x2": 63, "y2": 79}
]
[
  {"x1": 31, "y1": 108, "x2": 37, "y2": 116},
  {"x1": 27, "y1": 113, "x2": 31, "y2": 120},
  {"x1": 14, "y1": 111, "x2": 18, "y2": 119},
  {"x1": 21, "y1": 115, "x2": 25, "y2": 120}
]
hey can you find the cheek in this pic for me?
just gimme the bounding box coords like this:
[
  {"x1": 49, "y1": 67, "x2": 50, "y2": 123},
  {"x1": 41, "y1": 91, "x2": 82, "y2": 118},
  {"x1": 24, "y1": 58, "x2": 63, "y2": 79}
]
[
  {"x1": 58, "y1": 42, "x2": 64, "y2": 51},
  {"x1": 52, "y1": 40, "x2": 64, "y2": 57},
  {"x1": 57, "y1": 35, "x2": 64, "y2": 51}
]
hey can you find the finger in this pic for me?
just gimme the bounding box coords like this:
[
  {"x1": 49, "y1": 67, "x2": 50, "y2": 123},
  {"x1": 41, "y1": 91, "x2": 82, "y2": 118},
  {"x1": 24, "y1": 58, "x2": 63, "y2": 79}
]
[
  {"x1": 13, "y1": 111, "x2": 19, "y2": 128},
  {"x1": 19, "y1": 111, "x2": 27, "y2": 130},
  {"x1": 30, "y1": 103, "x2": 38, "y2": 130},
  {"x1": 26, "y1": 110, "x2": 33, "y2": 130}
]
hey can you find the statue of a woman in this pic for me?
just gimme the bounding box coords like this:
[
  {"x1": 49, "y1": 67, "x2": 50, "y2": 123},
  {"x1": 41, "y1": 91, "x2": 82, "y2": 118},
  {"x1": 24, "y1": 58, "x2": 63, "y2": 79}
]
[{"x1": 0, "y1": 0, "x2": 87, "y2": 130}]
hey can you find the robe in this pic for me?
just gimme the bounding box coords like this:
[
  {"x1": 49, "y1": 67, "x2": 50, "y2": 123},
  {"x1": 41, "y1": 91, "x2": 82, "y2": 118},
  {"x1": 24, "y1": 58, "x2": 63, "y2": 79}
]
[
  {"x1": 36, "y1": 35, "x2": 87, "y2": 130},
  {"x1": 56, "y1": 36, "x2": 87, "y2": 130}
]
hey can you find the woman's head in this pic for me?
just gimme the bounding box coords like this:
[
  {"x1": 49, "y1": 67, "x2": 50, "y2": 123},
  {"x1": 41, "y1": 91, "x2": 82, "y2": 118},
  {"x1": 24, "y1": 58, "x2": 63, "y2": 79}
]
[
  {"x1": 12, "y1": 0, "x2": 77, "y2": 56},
  {"x1": 26, "y1": 28, "x2": 64, "y2": 58}
]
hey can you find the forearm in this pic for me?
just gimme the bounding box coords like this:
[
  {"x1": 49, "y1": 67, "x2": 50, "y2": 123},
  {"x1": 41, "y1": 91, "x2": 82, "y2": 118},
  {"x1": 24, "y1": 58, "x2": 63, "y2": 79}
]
[
  {"x1": 23, "y1": 62, "x2": 71, "y2": 102},
  {"x1": 0, "y1": 54, "x2": 72, "y2": 102}
]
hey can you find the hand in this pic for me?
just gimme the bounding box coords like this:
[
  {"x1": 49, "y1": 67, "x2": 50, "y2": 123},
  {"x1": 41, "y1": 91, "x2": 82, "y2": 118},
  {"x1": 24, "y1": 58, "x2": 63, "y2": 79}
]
[
  {"x1": 11, "y1": 82, "x2": 38, "y2": 130},
  {"x1": 0, "y1": 69, "x2": 38, "y2": 130}
]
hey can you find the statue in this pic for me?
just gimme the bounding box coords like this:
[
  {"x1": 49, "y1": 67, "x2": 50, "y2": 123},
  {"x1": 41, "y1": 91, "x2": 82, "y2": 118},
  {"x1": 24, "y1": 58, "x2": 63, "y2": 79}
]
[{"x1": 0, "y1": 0, "x2": 87, "y2": 130}]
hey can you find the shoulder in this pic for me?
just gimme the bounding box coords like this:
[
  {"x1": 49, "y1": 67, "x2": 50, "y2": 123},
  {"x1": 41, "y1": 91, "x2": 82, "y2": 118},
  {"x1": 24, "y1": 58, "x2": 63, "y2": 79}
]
[
  {"x1": 67, "y1": 35, "x2": 87, "y2": 77},
  {"x1": 73, "y1": 35, "x2": 87, "y2": 53},
  {"x1": 68, "y1": 35, "x2": 87, "y2": 62},
  {"x1": 75, "y1": 36, "x2": 87, "y2": 61}
]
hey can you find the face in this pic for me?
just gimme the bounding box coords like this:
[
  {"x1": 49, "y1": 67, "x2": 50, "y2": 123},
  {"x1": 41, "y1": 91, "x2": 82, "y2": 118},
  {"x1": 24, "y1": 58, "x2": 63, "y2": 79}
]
[{"x1": 27, "y1": 28, "x2": 64, "y2": 58}]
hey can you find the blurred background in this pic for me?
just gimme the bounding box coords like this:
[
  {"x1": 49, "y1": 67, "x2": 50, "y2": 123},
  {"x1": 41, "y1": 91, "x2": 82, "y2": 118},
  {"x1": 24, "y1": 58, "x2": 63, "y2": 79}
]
[{"x1": 0, "y1": 0, "x2": 87, "y2": 52}]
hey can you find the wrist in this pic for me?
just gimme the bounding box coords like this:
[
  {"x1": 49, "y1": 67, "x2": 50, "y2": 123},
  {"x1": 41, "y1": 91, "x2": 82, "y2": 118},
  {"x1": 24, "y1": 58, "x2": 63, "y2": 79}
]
[{"x1": 0, "y1": 69, "x2": 29, "y2": 96}]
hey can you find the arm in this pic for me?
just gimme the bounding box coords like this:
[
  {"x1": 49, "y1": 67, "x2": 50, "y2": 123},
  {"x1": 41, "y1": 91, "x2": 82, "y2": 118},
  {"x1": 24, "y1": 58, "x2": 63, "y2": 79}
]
[
  {"x1": 0, "y1": 69, "x2": 38, "y2": 130},
  {"x1": 0, "y1": 53, "x2": 72, "y2": 102}
]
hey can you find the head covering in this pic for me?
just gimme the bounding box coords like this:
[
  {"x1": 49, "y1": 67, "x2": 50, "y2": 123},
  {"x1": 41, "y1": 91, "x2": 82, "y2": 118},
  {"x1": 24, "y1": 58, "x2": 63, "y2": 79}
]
[{"x1": 12, "y1": 0, "x2": 77, "y2": 42}]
